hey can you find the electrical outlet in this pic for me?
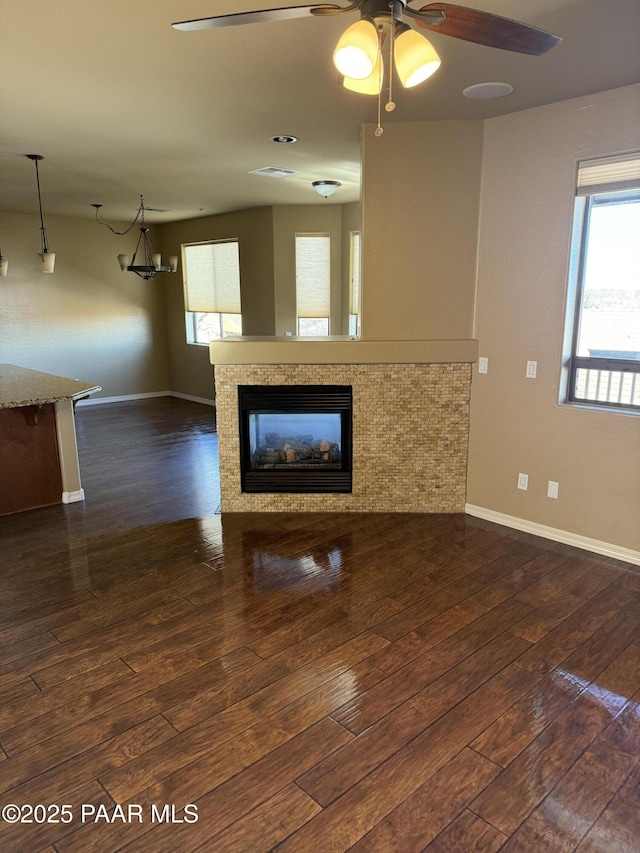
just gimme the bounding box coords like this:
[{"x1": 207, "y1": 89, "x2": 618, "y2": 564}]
[
  {"x1": 547, "y1": 480, "x2": 559, "y2": 499},
  {"x1": 478, "y1": 357, "x2": 488, "y2": 374},
  {"x1": 526, "y1": 360, "x2": 537, "y2": 379},
  {"x1": 517, "y1": 473, "x2": 529, "y2": 490}
]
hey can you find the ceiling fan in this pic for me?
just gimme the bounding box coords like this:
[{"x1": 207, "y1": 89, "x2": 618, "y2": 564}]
[
  {"x1": 171, "y1": 1, "x2": 561, "y2": 57},
  {"x1": 173, "y1": 1, "x2": 560, "y2": 136}
]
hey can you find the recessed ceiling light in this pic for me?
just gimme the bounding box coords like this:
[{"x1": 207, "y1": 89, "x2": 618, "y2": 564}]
[
  {"x1": 463, "y1": 82, "x2": 514, "y2": 100},
  {"x1": 270, "y1": 135, "x2": 298, "y2": 144}
]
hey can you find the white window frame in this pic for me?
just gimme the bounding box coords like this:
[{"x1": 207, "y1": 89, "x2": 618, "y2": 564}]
[
  {"x1": 182, "y1": 239, "x2": 242, "y2": 346},
  {"x1": 348, "y1": 230, "x2": 361, "y2": 337},
  {"x1": 563, "y1": 153, "x2": 640, "y2": 412}
]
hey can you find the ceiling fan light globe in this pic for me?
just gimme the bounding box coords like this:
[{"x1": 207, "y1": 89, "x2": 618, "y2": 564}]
[
  {"x1": 333, "y1": 19, "x2": 378, "y2": 80},
  {"x1": 394, "y1": 29, "x2": 441, "y2": 88},
  {"x1": 343, "y1": 51, "x2": 384, "y2": 95}
]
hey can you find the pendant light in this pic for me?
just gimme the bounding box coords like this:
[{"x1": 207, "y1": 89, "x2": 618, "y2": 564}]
[{"x1": 26, "y1": 154, "x2": 55, "y2": 273}]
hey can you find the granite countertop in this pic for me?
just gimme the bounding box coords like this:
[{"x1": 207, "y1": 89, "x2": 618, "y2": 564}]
[{"x1": 0, "y1": 364, "x2": 101, "y2": 409}]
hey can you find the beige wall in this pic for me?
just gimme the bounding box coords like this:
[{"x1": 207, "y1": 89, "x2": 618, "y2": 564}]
[
  {"x1": 360, "y1": 120, "x2": 484, "y2": 341},
  {"x1": 159, "y1": 207, "x2": 276, "y2": 401},
  {"x1": 467, "y1": 84, "x2": 640, "y2": 553},
  {"x1": 0, "y1": 210, "x2": 169, "y2": 399}
]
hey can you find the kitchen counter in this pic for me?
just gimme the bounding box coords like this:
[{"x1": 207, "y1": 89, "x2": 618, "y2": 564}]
[
  {"x1": 0, "y1": 364, "x2": 101, "y2": 514},
  {"x1": 0, "y1": 363, "x2": 101, "y2": 408}
]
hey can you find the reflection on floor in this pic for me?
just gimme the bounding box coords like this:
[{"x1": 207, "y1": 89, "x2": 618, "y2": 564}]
[{"x1": 0, "y1": 397, "x2": 639, "y2": 851}]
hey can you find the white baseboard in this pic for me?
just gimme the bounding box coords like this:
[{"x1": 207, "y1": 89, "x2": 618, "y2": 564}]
[
  {"x1": 465, "y1": 504, "x2": 640, "y2": 567},
  {"x1": 77, "y1": 391, "x2": 170, "y2": 406},
  {"x1": 62, "y1": 489, "x2": 85, "y2": 504},
  {"x1": 77, "y1": 391, "x2": 215, "y2": 407},
  {"x1": 170, "y1": 392, "x2": 215, "y2": 407}
]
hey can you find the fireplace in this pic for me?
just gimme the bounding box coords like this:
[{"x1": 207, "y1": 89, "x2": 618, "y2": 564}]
[{"x1": 238, "y1": 385, "x2": 352, "y2": 493}]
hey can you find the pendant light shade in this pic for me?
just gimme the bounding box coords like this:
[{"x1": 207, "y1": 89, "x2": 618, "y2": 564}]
[
  {"x1": 394, "y1": 27, "x2": 441, "y2": 88},
  {"x1": 333, "y1": 18, "x2": 379, "y2": 79},
  {"x1": 343, "y1": 51, "x2": 384, "y2": 95},
  {"x1": 39, "y1": 251, "x2": 56, "y2": 273}
]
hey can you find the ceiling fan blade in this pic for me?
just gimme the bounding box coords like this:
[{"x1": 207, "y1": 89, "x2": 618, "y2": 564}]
[
  {"x1": 172, "y1": 4, "x2": 346, "y2": 31},
  {"x1": 408, "y1": 3, "x2": 561, "y2": 55}
]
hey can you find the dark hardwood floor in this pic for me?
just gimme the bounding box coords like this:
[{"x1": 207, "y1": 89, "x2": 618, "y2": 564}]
[{"x1": 1, "y1": 396, "x2": 639, "y2": 852}]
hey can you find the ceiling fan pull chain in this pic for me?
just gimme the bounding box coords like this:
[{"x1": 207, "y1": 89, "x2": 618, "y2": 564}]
[
  {"x1": 386, "y1": 8, "x2": 396, "y2": 113},
  {"x1": 375, "y1": 25, "x2": 384, "y2": 136}
]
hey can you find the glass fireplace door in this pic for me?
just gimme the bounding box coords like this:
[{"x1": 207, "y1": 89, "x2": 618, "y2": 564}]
[{"x1": 238, "y1": 386, "x2": 352, "y2": 493}]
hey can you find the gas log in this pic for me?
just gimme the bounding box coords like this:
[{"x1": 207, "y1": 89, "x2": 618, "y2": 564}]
[{"x1": 252, "y1": 433, "x2": 341, "y2": 467}]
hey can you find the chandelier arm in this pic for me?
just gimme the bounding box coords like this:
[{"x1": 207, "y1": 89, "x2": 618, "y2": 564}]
[{"x1": 129, "y1": 227, "x2": 146, "y2": 267}]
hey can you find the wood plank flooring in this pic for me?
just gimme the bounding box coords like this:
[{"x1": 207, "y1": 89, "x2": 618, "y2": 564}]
[{"x1": 0, "y1": 396, "x2": 639, "y2": 851}]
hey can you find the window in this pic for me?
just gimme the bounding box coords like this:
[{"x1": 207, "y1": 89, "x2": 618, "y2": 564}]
[
  {"x1": 295, "y1": 233, "x2": 330, "y2": 336},
  {"x1": 564, "y1": 153, "x2": 640, "y2": 411},
  {"x1": 349, "y1": 230, "x2": 361, "y2": 336},
  {"x1": 182, "y1": 240, "x2": 242, "y2": 344}
]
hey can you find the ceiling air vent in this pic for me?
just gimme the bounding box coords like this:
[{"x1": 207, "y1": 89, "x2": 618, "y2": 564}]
[{"x1": 248, "y1": 166, "x2": 297, "y2": 179}]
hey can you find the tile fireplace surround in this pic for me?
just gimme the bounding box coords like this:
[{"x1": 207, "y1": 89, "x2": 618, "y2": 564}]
[{"x1": 210, "y1": 338, "x2": 477, "y2": 513}]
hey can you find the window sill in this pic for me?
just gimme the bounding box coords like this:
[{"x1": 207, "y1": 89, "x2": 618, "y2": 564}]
[{"x1": 562, "y1": 399, "x2": 639, "y2": 417}]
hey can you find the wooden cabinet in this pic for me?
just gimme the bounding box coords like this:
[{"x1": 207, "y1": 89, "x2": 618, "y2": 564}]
[{"x1": 0, "y1": 403, "x2": 63, "y2": 514}]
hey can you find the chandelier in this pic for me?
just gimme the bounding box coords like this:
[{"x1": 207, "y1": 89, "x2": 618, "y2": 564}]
[{"x1": 93, "y1": 196, "x2": 177, "y2": 280}]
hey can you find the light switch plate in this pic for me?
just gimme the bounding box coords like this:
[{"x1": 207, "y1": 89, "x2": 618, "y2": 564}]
[
  {"x1": 478, "y1": 357, "x2": 488, "y2": 374},
  {"x1": 526, "y1": 360, "x2": 537, "y2": 379}
]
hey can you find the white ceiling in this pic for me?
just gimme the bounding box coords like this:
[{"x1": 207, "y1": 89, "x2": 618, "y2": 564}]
[{"x1": 1, "y1": 0, "x2": 639, "y2": 223}]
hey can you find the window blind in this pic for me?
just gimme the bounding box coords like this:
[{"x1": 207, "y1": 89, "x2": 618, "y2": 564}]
[
  {"x1": 182, "y1": 240, "x2": 241, "y2": 314},
  {"x1": 577, "y1": 152, "x2": 640, "y2": 196},
  {"x1": 295, "y1": 234, "x2": 330, "y2": 318},
  {"x1": 349, "y1": 231, "x2": 361, "y2": 315}
]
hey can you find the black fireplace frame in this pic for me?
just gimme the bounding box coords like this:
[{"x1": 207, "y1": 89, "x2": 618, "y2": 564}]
[{"x1": 238, "y1": 384, "x2": 352, "y2": 494}]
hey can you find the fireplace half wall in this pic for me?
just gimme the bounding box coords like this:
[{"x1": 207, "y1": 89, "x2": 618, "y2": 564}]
[{"x1": 212, "y1": 338, "x2": 477, "y2": 513}]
